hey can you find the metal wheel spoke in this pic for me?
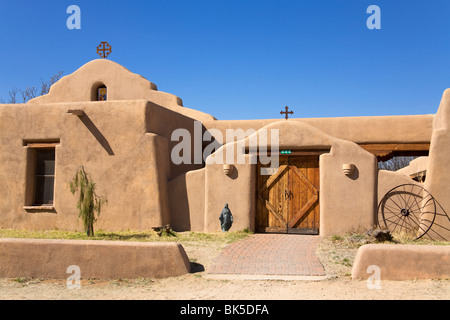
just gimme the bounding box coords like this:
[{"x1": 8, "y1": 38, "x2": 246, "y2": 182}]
[
  {"x1": 404, "y1": 185, "x2": 416, "y2": 211},
  {"x1": 377, "y1": 184, "x2": 436, "y2": 240},
  {"x1": 388, "y1": 195, "x2": 405, "y2": 212},
  {"x1": 400, "y1": 185, "x2": 409, "y2": 209},
  {"x1": 409, "y1": 195, "x2": 423, "y2": 215}
]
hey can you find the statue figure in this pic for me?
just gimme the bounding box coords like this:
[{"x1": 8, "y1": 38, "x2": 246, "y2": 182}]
[{"x1": 219, "y1": 203, "x2": 233, "y2": 232}]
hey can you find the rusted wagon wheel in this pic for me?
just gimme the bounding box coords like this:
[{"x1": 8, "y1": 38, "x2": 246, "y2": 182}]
[{"x1": 377, "y1": 184, "x2": 437, "y2": 240}]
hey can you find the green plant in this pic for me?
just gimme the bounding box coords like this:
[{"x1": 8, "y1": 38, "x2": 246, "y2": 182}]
[
  {"x1": 69, "y1": 166, "x2": 107, "y2": 237},
  {"x1": 342, "y1": 258, "x2": 352, "y2": 267},
  {"x1": 13, "y1": 277, "x2": 29, "y2": 284}
]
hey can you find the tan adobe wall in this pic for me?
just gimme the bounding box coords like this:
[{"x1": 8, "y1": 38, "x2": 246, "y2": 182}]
[
  {"x1": 0, "y1": 100, "x2": 171, "y2": 231},
  {"x1": 28, "y1": 59, "x2": 215, "y2": 123},
  {"x1": 319, "y1": 140, "x2": 377, "y2": 236},
  {"x1": 0, "y1": 238, "x2": 191, "y2": 279},
  {"x1": 203, "y1": 114, "x2": 433, "y2": 145},
  {"x1": 0, "y1": 58, "x2": 447, "y2": 238},
  {"x1": 377, "y1": 170, "x2": 422, "y2": 207},
  {"x1": 204, "y1": 160, "x2": 256, "y2": 233},
  {"x1": 425, "y1": 89, "x2": 450, "y2": 241},
  {"x1": 201, "y1": 121, "x2": 377, "y2": 235},
  {"x1": 352, "y1": 244, "x2": 450, "y2": 280},
  {"x1": 25, "y1": 59, "x2": 433, "y2": 146},
  {"x1": 168, "y1": 168, "x2": 206, "y2": 231},
  {"x1": 396, "y1": 156, "x2": 428, "y2": 176},
  {"x1": 145, "y1": 102, "x2": 209, "y2": 179}
]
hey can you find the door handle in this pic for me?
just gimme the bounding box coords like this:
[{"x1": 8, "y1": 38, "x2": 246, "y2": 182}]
[{"x1": 285, "y1": 190, "x2": 294, "y2": 200}]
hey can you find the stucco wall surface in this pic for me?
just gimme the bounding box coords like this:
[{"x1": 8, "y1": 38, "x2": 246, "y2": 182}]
[
  {"x1": 352, "y1": 244, "x2": 450, "y2": 280},
  {"x1": 377, "y1": 170, "x2": 421, "y2": 207},
  {"x1": 425, "y1": 89, "x2": 450, "y2": 241},
  {"x1": 1, "y1": 58, "x2": 447, "y2": 239},
  {"x1": 168, "y1": 168, "x2": 206, "y2": 231},
  {"x1": 28, "y1": 59, "x2": 215, "y2": 123},
  {"x1": 396, "y1": 156, "x2": 428, "y2": 176},
  {"x1": 203, "y1": 114, "x2": 433, "y2": 145},
  {"x1": 0, "y1": 238, "x2": 191, "y2": 279},
  {"x1": 202, "y1": 121, "x2": 377, "y2": 235},
  {"x1": 0, "y1": 100, "x2": 171, "y2": 231}
]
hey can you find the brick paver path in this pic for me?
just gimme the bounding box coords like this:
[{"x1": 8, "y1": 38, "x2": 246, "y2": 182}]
[{"x1": 208, "y1": 234, "x2": 326, "y2": 276}]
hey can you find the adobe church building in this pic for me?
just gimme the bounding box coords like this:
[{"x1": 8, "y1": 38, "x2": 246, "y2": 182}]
[{"x1": 0, "y1": 59, "x2": 449, "y2": 239}]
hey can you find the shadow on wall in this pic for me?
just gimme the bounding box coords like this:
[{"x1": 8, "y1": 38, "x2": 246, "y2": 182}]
[
  {"x1": 68, "y1": 110, "x2": 115, "y2": 156},
  {"x1": 347, "y1": 166, "x2": 359, "y2": 181},
  {"x1": 169, "y1": 173, "x2": 191, "y2": 232},
  {"x1": 427, "y1": 197, "x2": 450, "y2": 241},
  {"x1": 79, "y1": 114, "x2": 115, "y2": 156},
  {"x1": 168, "y1": 164, "x2": 240, "y2": 233},
  {"x1": 223, "y1": 164, "x2": 238, "y2": 180},
  {"x1": 145, "y1": 102, "x2": 221, "y2": 180}
]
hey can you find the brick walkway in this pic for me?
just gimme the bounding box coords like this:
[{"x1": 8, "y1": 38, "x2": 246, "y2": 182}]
[{"x1": 208, "y1": 234, "x2": 326, "y2": 277}]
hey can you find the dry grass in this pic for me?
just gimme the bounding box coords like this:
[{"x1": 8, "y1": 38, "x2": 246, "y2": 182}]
[
  {"x1": 329, "y1": 230, "x2": 449, "y2": 248},
  {"x1": 0, "y1": 227, "x2": 252, "y2": 248},
  {"x1": 317, "y1": 227, "x2": 449, "y2": 278}
]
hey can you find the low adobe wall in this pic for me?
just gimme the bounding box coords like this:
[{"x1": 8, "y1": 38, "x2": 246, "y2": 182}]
[
  {"x1": 0, "y1": 238, "x2": 191, "y2": 280},
  {"x1": 352, "y1": 244, "x2": 450, "y2": 280}
]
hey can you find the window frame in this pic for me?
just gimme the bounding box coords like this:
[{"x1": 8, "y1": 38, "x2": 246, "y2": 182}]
[{"x1": 23, "y1": 141, "x2": 59, "y2": 211}]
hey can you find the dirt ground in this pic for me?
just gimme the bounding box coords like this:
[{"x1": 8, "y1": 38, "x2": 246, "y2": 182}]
[{"x1": 0, "y1": 236, "x2": 448, "y2": 300}]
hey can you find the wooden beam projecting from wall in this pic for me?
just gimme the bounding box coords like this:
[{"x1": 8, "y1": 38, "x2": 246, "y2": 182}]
[
  {"x1": 67, "y1": 109, "x2": 85, "y2": 117},
  {"x1": 359, "y1": 143, "x2": 430, "y2": 161}
]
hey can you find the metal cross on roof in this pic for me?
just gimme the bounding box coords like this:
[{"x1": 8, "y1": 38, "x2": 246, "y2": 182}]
[
  {"x1": 280, "y1": 106, "x2": 293, "y2": 120},
  {"x1": 97, "y1": 41, "x2": 112, "y2": 59}
]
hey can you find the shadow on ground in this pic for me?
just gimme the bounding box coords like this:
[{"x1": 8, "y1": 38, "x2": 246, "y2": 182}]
[{"x1": 190, "y1": 262, "x2": 205, "y2": 273}]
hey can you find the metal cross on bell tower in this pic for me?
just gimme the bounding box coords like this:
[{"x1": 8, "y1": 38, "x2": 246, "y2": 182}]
[
  {"x1": 280, "y1": 106, "x2": 293, "y2": 120},
  {"x1": 97, "y1": 41, "x2": 112, "y2": 59}
]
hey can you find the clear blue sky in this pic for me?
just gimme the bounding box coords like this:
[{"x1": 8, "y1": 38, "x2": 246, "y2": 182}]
[{"x1": 0, "y1": 0, "x2": 449, "y2": 120}]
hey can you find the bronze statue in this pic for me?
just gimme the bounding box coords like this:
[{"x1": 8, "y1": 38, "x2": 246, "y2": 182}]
[{"x1": 219, "y1": 203, "x2": 233, "y2": 232}]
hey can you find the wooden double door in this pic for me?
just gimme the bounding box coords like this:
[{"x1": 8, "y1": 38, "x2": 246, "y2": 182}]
[{"x1": 256, "y1": 156, "x2": 320, "y2": 234}]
